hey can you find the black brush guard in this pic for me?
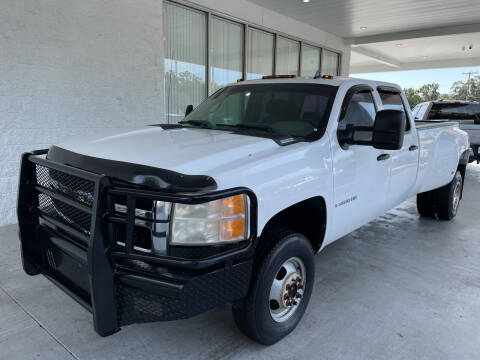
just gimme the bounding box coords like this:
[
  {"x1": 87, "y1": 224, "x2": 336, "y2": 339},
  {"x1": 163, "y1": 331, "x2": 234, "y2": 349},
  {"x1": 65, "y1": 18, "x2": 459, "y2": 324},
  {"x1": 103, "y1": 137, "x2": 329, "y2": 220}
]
[{"x1": 17, "y1": 150, "x2": 257, "y2": 336}]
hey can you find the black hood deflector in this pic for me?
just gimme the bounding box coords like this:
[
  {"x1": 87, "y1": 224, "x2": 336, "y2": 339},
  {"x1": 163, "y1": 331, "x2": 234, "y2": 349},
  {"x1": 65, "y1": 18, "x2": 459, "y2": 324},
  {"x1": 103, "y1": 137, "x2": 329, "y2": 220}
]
[{"x1": 47, "y1": 146, "x2": 217, "y2": 192}]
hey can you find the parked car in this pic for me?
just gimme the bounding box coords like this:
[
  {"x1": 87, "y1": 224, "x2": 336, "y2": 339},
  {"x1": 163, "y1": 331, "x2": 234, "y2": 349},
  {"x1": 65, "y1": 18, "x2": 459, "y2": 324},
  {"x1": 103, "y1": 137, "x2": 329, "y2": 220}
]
[
  {"x1": 413, "y1": 100, "x2": 480, "y2": 162},
  {"x1": 18, "y1": 76, "x2": 470, "y2": 345}
]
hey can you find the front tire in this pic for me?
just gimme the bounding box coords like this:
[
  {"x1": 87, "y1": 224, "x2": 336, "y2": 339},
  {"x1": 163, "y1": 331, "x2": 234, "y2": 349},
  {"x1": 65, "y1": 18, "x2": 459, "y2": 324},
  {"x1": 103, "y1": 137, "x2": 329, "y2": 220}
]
[
  {"x1": 436, "y1": 170, "x2": 463, "y2": 220},
  {"x1": 232, "y1": 230, "x2": 315, "y2": 345}
]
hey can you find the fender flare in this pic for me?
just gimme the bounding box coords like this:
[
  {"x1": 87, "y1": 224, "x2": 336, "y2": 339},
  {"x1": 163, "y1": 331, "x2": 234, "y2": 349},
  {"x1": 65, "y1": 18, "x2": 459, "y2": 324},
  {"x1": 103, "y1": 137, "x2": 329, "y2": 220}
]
[{"x1": 459, "y1": 148, "x2": 473, "y2": 165}]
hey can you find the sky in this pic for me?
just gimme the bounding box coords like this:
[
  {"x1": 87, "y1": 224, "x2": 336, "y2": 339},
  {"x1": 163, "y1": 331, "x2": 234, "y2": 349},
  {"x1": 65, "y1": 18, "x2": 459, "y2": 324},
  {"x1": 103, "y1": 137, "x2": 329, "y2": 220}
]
[{"x1": 353, "y1": 66, "x2": 480, "y2": 94}]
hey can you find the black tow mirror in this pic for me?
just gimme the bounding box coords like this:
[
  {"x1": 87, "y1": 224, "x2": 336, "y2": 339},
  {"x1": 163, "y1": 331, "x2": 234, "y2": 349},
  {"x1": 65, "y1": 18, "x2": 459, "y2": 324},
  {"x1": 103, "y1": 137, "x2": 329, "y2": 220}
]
[
  {"x1": 185, "y1": 104, "x2": 194, "y2": 116},
  {"x1": 372, "y1": 110, "x2": 405, "y2": 150},
  {"x1": 338, "y1": 109, "x2": 405, "y2": 150}
]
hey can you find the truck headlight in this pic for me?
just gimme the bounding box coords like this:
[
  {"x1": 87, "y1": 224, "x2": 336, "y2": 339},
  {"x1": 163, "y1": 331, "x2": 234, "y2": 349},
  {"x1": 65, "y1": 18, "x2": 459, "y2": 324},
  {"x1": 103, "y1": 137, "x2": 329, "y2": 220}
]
[{"x1": 171, "y1": 194, "x2": 248, "y2": 245}]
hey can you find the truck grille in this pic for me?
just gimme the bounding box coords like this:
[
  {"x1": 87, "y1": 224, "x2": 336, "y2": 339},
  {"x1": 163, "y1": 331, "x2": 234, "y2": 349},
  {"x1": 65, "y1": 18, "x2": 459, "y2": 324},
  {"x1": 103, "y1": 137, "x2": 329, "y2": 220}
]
[
  {"x1": 35, "y1": 164, "x2": 95, "y2": 237},
  {"x1": 36, "y1": 165, "x2": 95, "y2": 206}
]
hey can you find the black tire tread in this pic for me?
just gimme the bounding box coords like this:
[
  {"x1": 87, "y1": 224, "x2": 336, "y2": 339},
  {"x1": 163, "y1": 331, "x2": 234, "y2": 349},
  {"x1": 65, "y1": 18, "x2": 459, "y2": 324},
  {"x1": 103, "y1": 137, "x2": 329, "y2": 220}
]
[{"x1": 437, "y1": 171, "x2": 462, "y2": 220}]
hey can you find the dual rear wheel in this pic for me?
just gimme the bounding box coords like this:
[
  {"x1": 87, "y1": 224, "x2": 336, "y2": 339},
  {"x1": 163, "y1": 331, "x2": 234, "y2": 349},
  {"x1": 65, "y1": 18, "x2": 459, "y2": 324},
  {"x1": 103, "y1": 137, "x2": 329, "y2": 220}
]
[{"x1": 417, "y1": 170, "x2": 463, "y2": 220}]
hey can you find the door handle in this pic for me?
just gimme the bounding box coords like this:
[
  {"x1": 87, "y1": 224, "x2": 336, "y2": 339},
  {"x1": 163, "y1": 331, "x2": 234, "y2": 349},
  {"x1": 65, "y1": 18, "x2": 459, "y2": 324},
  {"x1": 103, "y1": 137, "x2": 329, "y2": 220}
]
[
  {"x1": 377, "y1": 154, "x2": 390, "y2": 161},
  {"x1": 409, "y1": 145, "x2": 418, "y2": 151}
]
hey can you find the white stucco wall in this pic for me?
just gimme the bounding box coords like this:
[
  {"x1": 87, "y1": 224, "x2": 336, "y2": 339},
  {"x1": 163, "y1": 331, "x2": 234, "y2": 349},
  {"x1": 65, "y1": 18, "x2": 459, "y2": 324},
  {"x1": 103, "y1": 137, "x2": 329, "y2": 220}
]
[
  {"x1": 0, "y1": 0, "x2": 165, "y2": 226},
  {"x1": 0, "y1": 0, "x2": 351, "y2": 226}
]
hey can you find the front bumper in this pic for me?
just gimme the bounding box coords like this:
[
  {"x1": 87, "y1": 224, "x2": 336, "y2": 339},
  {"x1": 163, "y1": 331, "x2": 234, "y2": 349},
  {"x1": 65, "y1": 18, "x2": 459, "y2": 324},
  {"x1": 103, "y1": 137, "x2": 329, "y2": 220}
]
[{"x1": 17, "y1": 150, "x2": 257, "y2": 336}]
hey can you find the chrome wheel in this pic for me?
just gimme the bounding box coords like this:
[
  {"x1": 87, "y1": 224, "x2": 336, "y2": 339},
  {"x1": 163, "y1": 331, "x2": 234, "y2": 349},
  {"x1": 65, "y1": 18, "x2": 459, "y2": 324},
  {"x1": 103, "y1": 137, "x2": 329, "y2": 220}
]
[
  {"x1": 452, "y1": 179, "x2": 462, "y2": 213},
  {"x1": 269, "y1": 257, "x2": 306, "y2": 323}
]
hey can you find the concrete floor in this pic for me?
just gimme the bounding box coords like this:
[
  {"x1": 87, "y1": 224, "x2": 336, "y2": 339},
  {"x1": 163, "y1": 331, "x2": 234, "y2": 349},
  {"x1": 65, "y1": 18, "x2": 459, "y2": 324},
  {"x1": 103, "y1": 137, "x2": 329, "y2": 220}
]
[{"x1": 1, "y1": 164, "x2": 480, "y2": 360}]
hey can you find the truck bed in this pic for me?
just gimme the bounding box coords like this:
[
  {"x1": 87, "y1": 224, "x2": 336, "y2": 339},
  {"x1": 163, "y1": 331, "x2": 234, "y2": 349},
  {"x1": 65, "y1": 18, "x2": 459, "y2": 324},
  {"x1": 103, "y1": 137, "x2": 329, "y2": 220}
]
[
  {"x1": 415, "y1": 120, "x2": 458, "y2": 130},
  {"x1": 412, "y1": 119, "x2": 466, "y2": 196}
]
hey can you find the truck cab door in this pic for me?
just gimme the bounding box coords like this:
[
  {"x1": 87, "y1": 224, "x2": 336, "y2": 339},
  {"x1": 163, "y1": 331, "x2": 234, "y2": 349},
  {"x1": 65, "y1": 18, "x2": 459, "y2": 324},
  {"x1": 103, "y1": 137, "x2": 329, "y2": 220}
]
[
  {"x1": 377, "y1": 88, "x2": 418, "y2": 206},
  {"x1": 329, "y1": 86, "x2": 391, "y2": 242}
]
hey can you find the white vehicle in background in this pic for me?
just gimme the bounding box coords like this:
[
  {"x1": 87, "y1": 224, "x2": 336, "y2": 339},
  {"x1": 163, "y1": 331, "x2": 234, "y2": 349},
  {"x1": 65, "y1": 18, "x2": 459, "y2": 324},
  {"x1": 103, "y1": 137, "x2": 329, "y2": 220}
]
[
  {"x1": 413, "y1": 100, "x2": 480, "y2": 162},
  {"x1": 18, "y1": 75, "x2": 470, "y2": 345}
]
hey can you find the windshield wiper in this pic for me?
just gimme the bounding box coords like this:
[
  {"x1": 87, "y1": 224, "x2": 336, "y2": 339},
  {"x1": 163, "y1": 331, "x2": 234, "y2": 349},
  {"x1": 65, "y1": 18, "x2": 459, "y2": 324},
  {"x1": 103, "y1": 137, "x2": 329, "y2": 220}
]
[
  {"x1": 179, "y1": 119, "x2": 214, "y2": 129},
  {"x1": 215, "y1": 123, "x2": 275, "y2": 133}
]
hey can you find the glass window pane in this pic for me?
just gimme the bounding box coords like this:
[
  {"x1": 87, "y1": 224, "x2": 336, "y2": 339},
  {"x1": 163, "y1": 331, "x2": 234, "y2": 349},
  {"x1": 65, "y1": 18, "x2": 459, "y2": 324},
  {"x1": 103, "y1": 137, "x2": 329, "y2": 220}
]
[
  {"x1": 247, "y1": 28, "x2": 274, "y2": 80},
  {"x1": 184, "y1": 83, "x2": 338, "y2": 139},
  {"x1": 322, "y1": 49, "x2": 339, "y2": 76},
  {"x1": 276, "y1": 37, "x2": 300, "y2": 75},
  {"x1": 428, "y1": 103, "x2": 480, "y2": 120},
  {"x1": 164, "y1": 2, "x2": 206, "y2": 123},
  {"x1": 340, "y1": 92, "x2": 376, "y2": 128},
  {"x1": 301, "y1": 44, "x2": 320, "y2": 77},
  {"x1": 416, "y1": 104, "x2": 429, "y2": 120},
  {"x1": 210, "y1": 17, "x2": 244, "y2": 94}
]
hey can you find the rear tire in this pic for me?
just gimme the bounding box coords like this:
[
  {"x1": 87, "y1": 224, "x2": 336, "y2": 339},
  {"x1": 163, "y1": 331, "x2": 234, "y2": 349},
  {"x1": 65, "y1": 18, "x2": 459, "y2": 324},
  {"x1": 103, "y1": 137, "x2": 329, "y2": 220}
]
[
  {"x1": 416, "y1": 191, "x2": 436, "y2": 217},
  {"x1": 436, "y1": 170, "x2": 463, "y2": 220},
  {"x1": 232, "y1": 230, "x2": 315, "y2": 345}
]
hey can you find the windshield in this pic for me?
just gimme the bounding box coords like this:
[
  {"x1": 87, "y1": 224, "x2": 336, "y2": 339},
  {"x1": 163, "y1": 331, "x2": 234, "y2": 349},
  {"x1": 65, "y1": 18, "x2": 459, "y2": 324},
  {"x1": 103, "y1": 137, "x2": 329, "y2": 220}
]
[
  {"x1": 428, "y1": 103, "x2": 480, "y2": 121},
  {"x1": 181, "y1": 83, "x2": 338, "y2": 141}
]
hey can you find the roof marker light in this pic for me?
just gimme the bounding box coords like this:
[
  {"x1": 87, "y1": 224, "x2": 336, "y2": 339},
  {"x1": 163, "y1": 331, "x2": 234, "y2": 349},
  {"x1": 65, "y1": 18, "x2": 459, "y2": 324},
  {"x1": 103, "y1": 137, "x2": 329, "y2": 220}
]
[
  {"x1": 262, "y1": 75, "x2": 296, "y2": 79},
  {"x1": 314, "y1": 70, "x2": 333, "y2": 79}
]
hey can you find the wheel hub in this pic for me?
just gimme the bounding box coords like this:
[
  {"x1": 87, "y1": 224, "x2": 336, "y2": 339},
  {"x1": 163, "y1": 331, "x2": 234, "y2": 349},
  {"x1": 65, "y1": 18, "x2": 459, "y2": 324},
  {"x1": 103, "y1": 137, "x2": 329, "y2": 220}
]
[
  {"x1": 269, "y1": 257, "x2": 306, "y2": 322},
  {"x1": 282, "y1": 274, "x2": 304, "y2": 307}
]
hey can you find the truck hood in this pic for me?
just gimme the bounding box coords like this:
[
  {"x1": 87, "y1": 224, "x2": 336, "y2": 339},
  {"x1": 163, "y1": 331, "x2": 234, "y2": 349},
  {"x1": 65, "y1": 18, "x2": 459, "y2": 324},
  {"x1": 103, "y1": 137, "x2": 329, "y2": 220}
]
[{"x1": 51, "y1": 126, "x2": 280, "y2": 184}]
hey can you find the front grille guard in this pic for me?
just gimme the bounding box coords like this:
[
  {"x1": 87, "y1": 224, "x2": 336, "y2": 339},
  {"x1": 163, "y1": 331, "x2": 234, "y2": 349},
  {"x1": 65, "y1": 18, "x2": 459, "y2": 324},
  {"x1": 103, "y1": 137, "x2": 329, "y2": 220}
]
[{"x1": 17, "y1": 150, "x2": 258, "y2": 336}]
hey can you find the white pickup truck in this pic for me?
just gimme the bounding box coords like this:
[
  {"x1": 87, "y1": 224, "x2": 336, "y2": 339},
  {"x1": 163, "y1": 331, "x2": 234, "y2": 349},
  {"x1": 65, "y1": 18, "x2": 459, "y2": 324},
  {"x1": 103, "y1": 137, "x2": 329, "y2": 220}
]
[{"x1": 18, "y1": 76, "x2": 470, "y2": 345}]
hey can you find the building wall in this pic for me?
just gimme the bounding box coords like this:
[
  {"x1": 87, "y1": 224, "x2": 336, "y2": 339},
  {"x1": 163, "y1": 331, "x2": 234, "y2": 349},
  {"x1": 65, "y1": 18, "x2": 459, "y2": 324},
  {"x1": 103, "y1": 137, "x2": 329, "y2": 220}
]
[
  {"x1": 0, "y1": 0, "x2": 350, "y2": 226},
  {"x1": 0, "y1": 0, "x2": 165, "y2": 226}
]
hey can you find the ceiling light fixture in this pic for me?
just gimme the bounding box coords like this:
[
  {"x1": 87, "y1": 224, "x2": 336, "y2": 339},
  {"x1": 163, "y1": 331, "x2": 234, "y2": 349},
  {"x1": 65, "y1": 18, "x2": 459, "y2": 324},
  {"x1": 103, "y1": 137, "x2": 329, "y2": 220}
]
[
  {"x1": 396, "y1": 44, "x2": 402, "y2": 47},
  {"x1": 360, "y1": 26, "x2": 367, "y2": 30},
  {"x1": 302, "y1": 0, "x2": 311, "y2": 3}
]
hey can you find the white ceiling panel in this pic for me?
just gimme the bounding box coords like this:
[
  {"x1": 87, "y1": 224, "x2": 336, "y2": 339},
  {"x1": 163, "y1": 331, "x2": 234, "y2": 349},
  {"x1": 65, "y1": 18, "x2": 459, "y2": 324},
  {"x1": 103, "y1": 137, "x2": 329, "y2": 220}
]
[{"x1": 248, "y1": 0, "x2": 480, "y2": 38}]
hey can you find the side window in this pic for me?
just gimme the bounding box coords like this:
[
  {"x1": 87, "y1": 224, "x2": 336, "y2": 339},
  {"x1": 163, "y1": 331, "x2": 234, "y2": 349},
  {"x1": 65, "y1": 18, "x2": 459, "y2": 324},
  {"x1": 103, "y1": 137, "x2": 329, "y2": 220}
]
[
  {"x1": 378, "y1": 91, "x2": 411, "y2": 131},
  {"x1": 415, "y1": 104, "x2": 429, "y2": 121},
  {"x1": 338, "y1": 91, "x2": 376, "y2": 131},
  {"x1": 412, "y1": 105, "x2": 420, "y2": 118}
]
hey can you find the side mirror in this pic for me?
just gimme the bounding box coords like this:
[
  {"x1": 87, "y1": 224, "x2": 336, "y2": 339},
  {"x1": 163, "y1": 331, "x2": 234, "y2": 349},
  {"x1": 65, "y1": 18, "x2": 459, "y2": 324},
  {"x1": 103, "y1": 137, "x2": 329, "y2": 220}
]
[
  {"x1": 338, "y1": 109, "x2": 405, "y2": 150},
  {"x1": 372, "y1": 109, "x2": 405, "y2": 150},
  {"x1": 185, "y1": 104, "x2": 194, "y2": 116}
]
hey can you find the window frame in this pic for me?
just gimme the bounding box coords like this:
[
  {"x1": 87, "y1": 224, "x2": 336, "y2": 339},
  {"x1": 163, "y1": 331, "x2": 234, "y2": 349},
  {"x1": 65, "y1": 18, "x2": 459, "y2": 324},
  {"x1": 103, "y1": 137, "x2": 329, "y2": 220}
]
[{"x1": 337, "y1": 85, "x2": 378, "y2": 150}]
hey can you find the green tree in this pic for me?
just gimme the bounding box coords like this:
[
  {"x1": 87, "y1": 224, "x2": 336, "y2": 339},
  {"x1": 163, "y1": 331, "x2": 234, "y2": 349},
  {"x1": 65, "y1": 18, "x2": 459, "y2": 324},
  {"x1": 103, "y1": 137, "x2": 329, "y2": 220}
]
[
  {"x1": 450, "y1": 75, "x2": 480, "y2": 101},
  {"x1": 418, "y1": 83, "x2": 440, "y2": 102},
  {"x1": 439, "y1": 93, "x2": 453, "y2": 100},
  {"x1": 404, "y1": 88, "x2": 423, "y2": 108},
  {"x1": 403, "y1": 82, "x2": 441, "y2": 109}
]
